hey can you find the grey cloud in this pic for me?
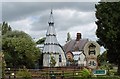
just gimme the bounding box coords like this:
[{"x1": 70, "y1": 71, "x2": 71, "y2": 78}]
[
  {"x1": 2, "y1": 2, "x2": 97, "y2": 22},
  {"x1": 31, "y1": 9, "x2": 96, "y2": 32},
  {"x1": 2, "y1": 2, "x2": 44, "y2": 21},
  {"x1": 2, "y1": 2, "x2": 98, "y2": 44},
  {"x1": 30, "y1": 10, "x2": 49, "y2": 31},
  {"x1": 55, "y1": 12, "x2": 95, "y2": 31}
]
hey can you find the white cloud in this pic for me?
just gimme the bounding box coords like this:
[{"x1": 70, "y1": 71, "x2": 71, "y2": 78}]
[
  {"x1": 3, "y1": 2, "x2": 99, "y2": 47},
  {"x1": 68, "y1": 22, "x2": 97, "y2": 40},
  {"x1": 9, "y1": 17, "x2": 33, "y2": 33},
  {"x1": 2, "y1": 2, "x2": 97, "y2": 21}
]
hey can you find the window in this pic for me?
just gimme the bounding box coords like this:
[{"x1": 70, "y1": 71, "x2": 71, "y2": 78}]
[
  {"x1": 59, "y1": 55, "x2": 62, "y2": 62},
  {"x1": 88, "y1": 43, "x2": 96, "y2": 55}
]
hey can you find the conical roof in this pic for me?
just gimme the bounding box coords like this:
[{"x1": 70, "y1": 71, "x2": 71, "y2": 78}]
[
  {"x1": 43, "y1": 10, "x2": 63, "y2": 54},
  {"x1": 46, "y1": 25, "x2": 56, "y2": 36}
]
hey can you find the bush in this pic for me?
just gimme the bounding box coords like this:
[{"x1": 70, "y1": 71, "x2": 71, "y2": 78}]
[
  {"x1": 80, "y1": 68, "x2": 91, "y2": 78},
  {"x1": 16, "y1": 67, "x2": 32, "y2": 79},
  {"x1": 74, "y1": 76, "x2": 120, "y2": 79}
]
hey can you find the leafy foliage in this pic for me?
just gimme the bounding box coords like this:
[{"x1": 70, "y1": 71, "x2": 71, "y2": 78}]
[
  {"x1": 2, "y1": 22, "x2": 41, "y2": 68},
  {"x1": 67, "y1": 32, "x2": 71, "y2": 42},
  {"x1": 80, "y1": 68, "x2": 91, "y2": 78},
  {"x1": 95, "y1": 2, "x2": 120, "y2": 74},
  {"x1": 0, "y1": 52, "x2": 6, "y2": 79},
  {"x1": 16, "y1": 67, "x2": 32, "y2": 79},
  {"x1": 97, "y1": 51, "x2": 108, "y2": 66},
  {"x1": 74, "y1": 77, "x2": 120, "y2": 79},
  {"x1": 2, "y1": 21, "x2": 12, "y2": 35},
  {"x1": 36, "y1": 37, "x2": 46, "y2": 44},
  {"x1": 50, "y1": 55, "x2": 56, "y2": 67}
]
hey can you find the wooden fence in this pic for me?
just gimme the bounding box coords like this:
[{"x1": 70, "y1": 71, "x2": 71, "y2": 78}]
[{"x1": 4, "y1": 67, "x2": 83, "y2": 79}]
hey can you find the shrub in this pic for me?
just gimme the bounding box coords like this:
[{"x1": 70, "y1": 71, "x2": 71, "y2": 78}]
[
  {"x1": 80, "y1": 68, "x2": 91, "y2": 78},
  {"x1": 74, "y1": 76, "x2": 120, "y2": 79},
  {"x1": 16, "y1": 67, "x2": 32, "y2": 79}
]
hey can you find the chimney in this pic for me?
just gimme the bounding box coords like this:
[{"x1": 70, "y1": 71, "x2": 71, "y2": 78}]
[{"x1": 76, "y1": 33, "x2": 81, "y2": 41}]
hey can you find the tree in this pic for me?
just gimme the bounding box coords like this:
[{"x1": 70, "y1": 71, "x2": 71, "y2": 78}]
[
  {"x1": 95, "y1": 2, "x2": 120, "y2": 74},
  {"x1": 0, "y1": 52, "x2": 6, "y2": 79},
  {"x1": 36, "y1": 37, "x2": 46, "y2": 44},
  {"x1": 97, "y1": 51, "x2": 108, "y2": 66},
  {"x1": 2, "y1": 21, "x2": 12, "y2": 35},
  {"x1": 66, "y1": 32, "x2": 71, "y2": 42},
  {"x1": 2, "y1": 30, "x2": 41, "y2": 68},
  {"x1": 1, "y1": 22, "x2": 41, "y2": 68},
  {"x1": 50, "y1": 55, "x2": 56, "y2": 67}
]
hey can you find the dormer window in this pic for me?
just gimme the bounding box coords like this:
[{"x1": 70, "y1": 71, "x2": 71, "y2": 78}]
[{"x1": 88, "y1": 43, "x2": 96, "y2": 55}]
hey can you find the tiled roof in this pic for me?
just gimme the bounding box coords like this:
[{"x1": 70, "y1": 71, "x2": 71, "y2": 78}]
[{"x1": 64, "y1": 39, "x2": 89, "y2": 53}]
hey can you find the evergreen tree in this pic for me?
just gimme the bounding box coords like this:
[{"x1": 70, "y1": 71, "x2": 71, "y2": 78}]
[
  {"x1": 95, "y1": 2, "x2": 120, "y2": 74},
  {"x1": 98, "y1": 51, "x2": 108, "y2": 66}
]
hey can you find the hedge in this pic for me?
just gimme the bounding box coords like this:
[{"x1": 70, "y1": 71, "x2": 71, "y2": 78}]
[{"x1": 73, "y1": 76, "x2": 120, "y2": 79}]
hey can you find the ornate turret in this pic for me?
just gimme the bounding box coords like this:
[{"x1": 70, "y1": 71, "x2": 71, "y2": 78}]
[
  {"x1": 43, "y1": 9, "x2": 59, "y2": 53},
  {"x1": 42, "y1": 10, "x2": 66, "y2": 67}
]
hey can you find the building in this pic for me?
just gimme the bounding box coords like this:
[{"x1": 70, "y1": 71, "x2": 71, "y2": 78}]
[
  {"x1": 64, "y1": 33, "x2": 88, "y2": 66},
  {"x1": 64, "y1": 33, "x2": 100, "y2": 69},
  {"x1": 41, "y1": 10, "x2": 100, "y2": 69},
  {"x1": 36, "y1": 44, "x2": 44, "y2": 51},
  {"x1": 42, "y1": 10, "x2": 66, "y2": 67}
]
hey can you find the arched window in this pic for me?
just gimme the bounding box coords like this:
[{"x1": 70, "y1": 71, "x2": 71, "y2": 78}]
[
  {"x1": 88, "y1": 43, "x2": 96, "y2": 55},
  {"x1": 59, "y1": 55, "x2": 62, "y2": 62}
]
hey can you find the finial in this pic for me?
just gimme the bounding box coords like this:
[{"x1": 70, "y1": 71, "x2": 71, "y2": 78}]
[
  {"x1": 48, "y1": 9, "x2": 54, "y2": 26},
  {"x1": 51, "y1": 9, "x2": 53, "y2": 14}
]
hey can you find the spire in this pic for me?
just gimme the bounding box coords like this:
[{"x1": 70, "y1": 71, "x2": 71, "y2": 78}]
[
  {"x1": 43, "y1": 9, "x2": 67, "y2": 67},
  {"x1": 48, "y1": 9, "x2": 54, "y2": 26}
]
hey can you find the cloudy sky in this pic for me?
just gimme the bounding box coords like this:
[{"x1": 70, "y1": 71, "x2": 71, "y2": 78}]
[
  {"x1": 2, "y1": 2, "x2": 98, "y2": 42},
  {"x1": 1, "y1": 1, "x2": 106, "y2": 53}
]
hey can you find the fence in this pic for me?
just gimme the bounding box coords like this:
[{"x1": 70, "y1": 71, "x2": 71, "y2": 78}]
[{"x1": 4, "y1": 67, "x2": 82, "y2": 79}]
